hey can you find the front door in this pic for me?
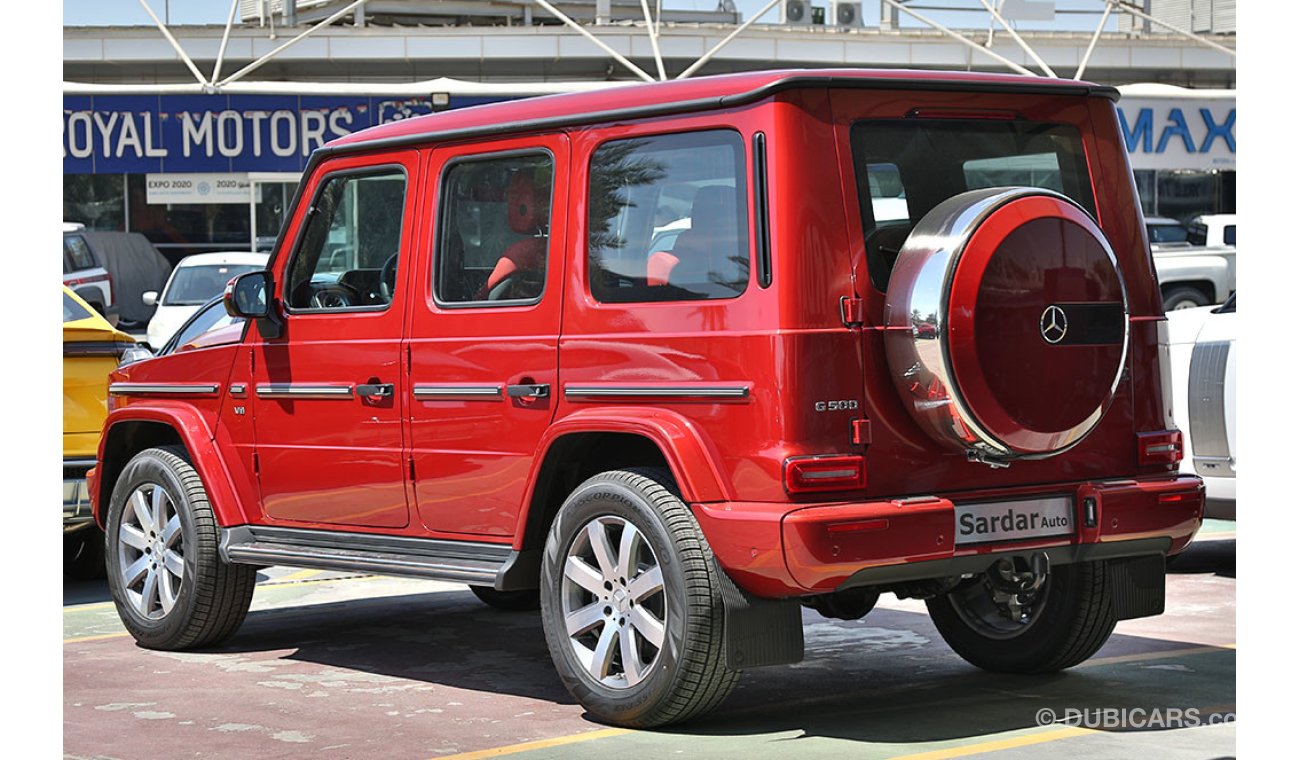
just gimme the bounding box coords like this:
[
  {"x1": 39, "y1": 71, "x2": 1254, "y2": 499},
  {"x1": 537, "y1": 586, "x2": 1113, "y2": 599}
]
[
  {"x1": 406, "y1": 135, "x2": 568, "y2": 536},
  {"x1": 251, "y1": 150, "x2": 418, "y2": 528}
]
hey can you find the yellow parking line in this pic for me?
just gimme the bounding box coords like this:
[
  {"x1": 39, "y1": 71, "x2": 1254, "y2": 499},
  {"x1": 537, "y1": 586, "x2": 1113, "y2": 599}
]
[
  {"x1": 64, "y1": 600, "x2": 117, "y2": 613},
  {"x1": 435, "y1": 728, "x2": 631, "y2": 760},
  {"x1": 1081, "y1": 643, "x2": 1234, "y2": 668},
  {"x1": 889, "y1": 726, "x2": 1094, "y2": 760},
  {"x1": 64, "y1": 632, "x2": 131, "y2": 645},
  {"x1": 272, "y1": 568, "x2": 326, "y2": 583}
]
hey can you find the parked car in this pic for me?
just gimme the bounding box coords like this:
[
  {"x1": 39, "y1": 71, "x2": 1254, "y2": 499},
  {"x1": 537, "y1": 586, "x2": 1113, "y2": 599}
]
[
  {"x1": 91, "y1": 70, "x2": 1201, "y2": 728},
  {"x1": 63, "y1": 287, "x2": 142, "y2": 578},
  {"x1": 1152, "y1": 244, "x2": 1235, "y2": 311},
  {"x1": 144, "y1": 296, "x2": 247, "y2": 358},
  {"x1": 69, "y1": 231, "x2": 172, "y2": 331},
  {"x1": 1186, "y1": 213, "x2": 1236, "y2": 247},
  {"x1": 1145, "y1": 215, "x2": 1190, "y2": 250},
  {"x1": 144, "y1": 252, "x2": 268, "y2": 349},
  {"x1": 63, "y1": 227, "x2": 117, "y2": 325},
  {"x1": 1168, "y1": 294, "x2": 1235, "y2": 520}
]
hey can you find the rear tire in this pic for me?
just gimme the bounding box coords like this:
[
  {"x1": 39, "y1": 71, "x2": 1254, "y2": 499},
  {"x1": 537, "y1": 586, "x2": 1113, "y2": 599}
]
[
  {"x1": 105, "y1": 446, "x2": 256, "y2": 650},
  {"x1": 1163, "y1": 286, "x2": 1211, "y2": 311},
  {"x1": 469, "y1": 586, "x2": 540, "y2": 611},
  {"x1": 926, "y1": 560, "x2": 1116, "y2": 673},
  {"x1": 539, "y1": 468, "x2": 739, "y2": 727}
]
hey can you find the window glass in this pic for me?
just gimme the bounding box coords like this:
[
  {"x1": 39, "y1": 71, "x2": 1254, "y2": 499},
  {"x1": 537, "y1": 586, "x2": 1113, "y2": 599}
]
[
  {"x1": 166, "y1": 299, "x2": 242, "y2": 353},
  {"x1": 850, "y1": 119, "x2": 1095, "y2": 292},
  {"x1": 63, "y1": 292, "x2": 93, "y2": 323},
  {"x1": 64, "y1": 235, "x2": 97, "y2": 271},
  {"x1": 435, "y1": 153, "x2": 553, "y2": 304},
  {"x1": 1224, "y1": 225, "x2": 1236, "y2": 246},
  {"x1": 63, "y1": 175, "x2": 125, "y2": 231},
  {"x1": 1147, "y1": 222, "x2": 1189, "y2": 244},
  {"x1": 285, "y1": 169, "x2": 407, "y2": 311},
  {"x1": 1187, "y1": 222, "x2": 1208, "y2": 246},
  {"x1": 588, "y1": 130, "x2": 749, "y2": 303},
  {"x1": 163, "y1": 264, "x2": 265, "y2": 306}
]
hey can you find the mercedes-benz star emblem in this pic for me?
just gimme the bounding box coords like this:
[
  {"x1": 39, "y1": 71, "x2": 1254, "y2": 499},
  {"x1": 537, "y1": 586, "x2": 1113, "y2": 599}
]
[{"x1": 1040, "y1": 305, "x2": 1068, "y2": 344}]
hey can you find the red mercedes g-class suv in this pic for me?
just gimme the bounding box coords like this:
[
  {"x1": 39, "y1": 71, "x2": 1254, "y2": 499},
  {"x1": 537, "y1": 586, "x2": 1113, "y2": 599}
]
[{"x1": 91, "y1": 69, "x2": 1203, "y2": 728}]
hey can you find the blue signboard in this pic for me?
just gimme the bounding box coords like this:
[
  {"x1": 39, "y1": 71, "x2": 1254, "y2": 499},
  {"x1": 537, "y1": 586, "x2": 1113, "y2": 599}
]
[{"x1": 62, "y1": 94, "x2": 502, "y2": 174}]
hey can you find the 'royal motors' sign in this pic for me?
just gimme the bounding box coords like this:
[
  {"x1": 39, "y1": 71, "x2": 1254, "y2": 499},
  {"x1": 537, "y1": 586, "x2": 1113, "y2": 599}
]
[
  {"x1": 1116, "y1": 98, "x2": 1236, "y2": 172},
  {"x1": 62, "y1": 94, "x2": 501, "y2": 174}
]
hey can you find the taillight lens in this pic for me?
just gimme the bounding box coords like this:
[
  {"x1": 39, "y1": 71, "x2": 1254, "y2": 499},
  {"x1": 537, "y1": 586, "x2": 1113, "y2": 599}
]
[
  {"x1": 784, "y1": 455, "x2": 867, "y2": 494},
  {"x1": 1137, "y1": 430, "x2": 1183, "y2": 466}
]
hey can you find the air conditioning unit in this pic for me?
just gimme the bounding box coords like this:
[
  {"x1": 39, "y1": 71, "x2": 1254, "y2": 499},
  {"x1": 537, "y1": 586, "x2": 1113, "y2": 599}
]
[
  {"x1": 831, "y1": 1, "x2": 863, "y2": 27},
  {"x1": 781, "y1": 0, "x2": 812, "y2": 26}
]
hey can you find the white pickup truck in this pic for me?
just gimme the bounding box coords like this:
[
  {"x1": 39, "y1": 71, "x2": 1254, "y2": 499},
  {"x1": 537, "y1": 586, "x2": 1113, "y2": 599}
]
[{"x1": 1152, "y1": 213, "x2": 1236, "y2": 311}]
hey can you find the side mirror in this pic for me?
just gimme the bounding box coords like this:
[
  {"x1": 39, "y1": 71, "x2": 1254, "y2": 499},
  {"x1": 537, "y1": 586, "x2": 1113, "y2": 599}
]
[
  {"x1": 142, "y1": 291, "x2": 158, "y2": 307},
  {"x1": 224, "y1": 271, "x2": 271, "y2": 318}
]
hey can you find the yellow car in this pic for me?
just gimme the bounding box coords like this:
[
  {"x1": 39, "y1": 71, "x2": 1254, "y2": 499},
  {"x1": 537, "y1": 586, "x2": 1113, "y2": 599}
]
[{"x1": 64, "y1": 287, "x2": 140, "y2": 578}]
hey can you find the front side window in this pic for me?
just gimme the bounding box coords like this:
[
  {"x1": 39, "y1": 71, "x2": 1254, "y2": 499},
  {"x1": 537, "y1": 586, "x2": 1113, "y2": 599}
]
[
  {"x1": 588, "y1": 130, "x2": 749, "y2": 303},
  {"x1": 850, "y1": 119, "x2": 1095, "y2": 291},
  {"x1": 435, "y1": 153, "x2": 554, "y2": 304},
  {"x1": 285, "y1": 169, "x2": 407, "y2": 311}
]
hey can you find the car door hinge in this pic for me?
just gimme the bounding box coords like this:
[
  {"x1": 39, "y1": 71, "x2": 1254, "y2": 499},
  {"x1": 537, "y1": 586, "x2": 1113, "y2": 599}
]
[
  {"x1": 840, "y1": 295, "x2": 864, "y2": 328},
  {"x1": 405, "y1": 344, "x2": 412, "y2": 373},
  {"x1": 408, "y1": 456, "x2": 416, "y2": 482},
  {"x1": 252, "y1": 451, "x2": 260, "y2": 475}
]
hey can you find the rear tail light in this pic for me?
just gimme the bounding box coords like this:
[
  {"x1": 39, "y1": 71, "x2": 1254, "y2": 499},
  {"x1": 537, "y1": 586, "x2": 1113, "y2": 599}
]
[
  {"x1": 1137, "y1": 430, "x2": 1183, "y2": 466},
  {"x1": 784, "y1": 455, "x2": 867, "y2": 494}
]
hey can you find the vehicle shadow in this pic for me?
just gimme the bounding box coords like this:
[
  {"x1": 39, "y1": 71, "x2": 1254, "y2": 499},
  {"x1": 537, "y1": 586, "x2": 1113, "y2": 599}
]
[
  {"x1": 209, "y1": 588, "x2": 1233, "y2": 744},
  {"x1": 1168, "y1": 537, "x2": 1235, "y2": 578}
]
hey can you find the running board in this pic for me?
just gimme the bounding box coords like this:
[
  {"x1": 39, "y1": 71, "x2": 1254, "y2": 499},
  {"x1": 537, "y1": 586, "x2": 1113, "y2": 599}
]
[{"x1": 220, "y1": 525, "x2": 539, "y2": 589}]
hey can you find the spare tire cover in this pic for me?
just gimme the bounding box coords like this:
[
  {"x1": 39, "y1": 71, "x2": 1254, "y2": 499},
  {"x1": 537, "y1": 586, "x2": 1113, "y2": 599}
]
[{"x1": 883, "y1": 187, "x2": 1128, "y2": 459}]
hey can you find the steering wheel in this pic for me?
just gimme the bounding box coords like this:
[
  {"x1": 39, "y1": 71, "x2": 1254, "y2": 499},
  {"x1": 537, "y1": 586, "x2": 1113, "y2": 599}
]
[
  {"x1": 380, "y1": 253, "x2": 399, "y2": 302},
  {"x1": 308, "y1": 284, "x2": 355, "y2": 309}
]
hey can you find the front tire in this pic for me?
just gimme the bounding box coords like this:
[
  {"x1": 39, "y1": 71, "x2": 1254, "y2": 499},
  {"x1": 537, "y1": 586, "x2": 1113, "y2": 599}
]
[
  {"x1": 539, "y1": 468, "x2": 738, "y2": 727},
  {"x1": 105, "y1": 446, "x2": 256, "y2": 650},
  {"x1": 926, "y1": 560, "x2": 1116, "y2": 673}
]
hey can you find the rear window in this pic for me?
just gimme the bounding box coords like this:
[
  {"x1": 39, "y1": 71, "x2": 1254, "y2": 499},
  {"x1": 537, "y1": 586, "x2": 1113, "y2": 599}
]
[
  {"x1": 63, "y1": 292, "x2": 92, "y2": 323},
  {"x1": 1187, "y1": 222, "x2": 1208, "y2": 246},
  {"x1": 588, "y1": 130, "x2": 749, "y2": 303},
  {"x1": 850, "y1": 119, "x2": 1095, "y2": 291},
  {"x1": 163, "y1": 263, "x2": 264, "y2": 306},
  {"x1": 1224, "y1": 225, "x2": 1235, "y2": 246},
  {"x1": 1147, "y1": 222, "x2": 1189, "y2": 244}
]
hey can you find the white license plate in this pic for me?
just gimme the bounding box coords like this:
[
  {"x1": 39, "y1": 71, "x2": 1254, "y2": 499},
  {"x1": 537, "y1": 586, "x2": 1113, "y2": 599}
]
[{"x1": 954, "y1": 496, "x2": 1076, "y2": 546}]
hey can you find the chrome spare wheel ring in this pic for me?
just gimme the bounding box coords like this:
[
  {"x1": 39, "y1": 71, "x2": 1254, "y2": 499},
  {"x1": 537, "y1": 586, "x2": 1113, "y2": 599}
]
[
  {"x1": 118, "y1": 483, "x2": 185, "y2": 620},
  {"x1": 561, "y1": 515, "x2": 667, "y2": 689}
]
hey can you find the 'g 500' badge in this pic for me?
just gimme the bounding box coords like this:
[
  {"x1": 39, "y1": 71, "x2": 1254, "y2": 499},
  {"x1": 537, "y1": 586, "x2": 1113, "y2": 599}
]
[{"x1": 815, "y1": 400, "x2": 859, "y2": 412}]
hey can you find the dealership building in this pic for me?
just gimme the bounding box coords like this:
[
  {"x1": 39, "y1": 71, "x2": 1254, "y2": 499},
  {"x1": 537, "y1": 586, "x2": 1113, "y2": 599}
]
[{"x1": 63, "y1": 0, "x2": 1236, "y2": 261}]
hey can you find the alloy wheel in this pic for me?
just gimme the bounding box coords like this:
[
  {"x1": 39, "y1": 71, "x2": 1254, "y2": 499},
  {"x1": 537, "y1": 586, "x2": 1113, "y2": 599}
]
[{"x1": 117, "y1": 482, "x2": 185, "y2": 620}]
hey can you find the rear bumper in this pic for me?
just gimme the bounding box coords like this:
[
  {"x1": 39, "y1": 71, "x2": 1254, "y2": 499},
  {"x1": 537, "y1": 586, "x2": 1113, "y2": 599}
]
[
  {"x1": 64, "y1": 458, "x2": 97, "y2": 532},
  {"x1": 693, "y1": 474, "x2": 1204, "y2": 597}
]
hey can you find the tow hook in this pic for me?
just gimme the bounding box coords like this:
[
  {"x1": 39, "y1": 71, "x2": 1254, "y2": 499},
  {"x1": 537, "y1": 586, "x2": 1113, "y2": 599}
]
[{"x1": 986, "y1": 553, "x2": 1051, "y2": 622}]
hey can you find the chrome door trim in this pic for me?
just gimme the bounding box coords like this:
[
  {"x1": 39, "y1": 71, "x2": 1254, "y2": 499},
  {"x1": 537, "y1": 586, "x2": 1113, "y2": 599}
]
[
  {"x1": 108, "y1": 382, "x2": 221, "y2": 397},
  {"x1": 255, "y1": 384, "x2": 354, "y2": 400},
  {"x1": 564, "y1": 384, "x2": 751, "y2": 400},
  {"x1": 229, "y1": 383, "x2": 248, "y2": 398},
  {"x1": 412, "y1": 384, "x2": 503, "y2": 400}
]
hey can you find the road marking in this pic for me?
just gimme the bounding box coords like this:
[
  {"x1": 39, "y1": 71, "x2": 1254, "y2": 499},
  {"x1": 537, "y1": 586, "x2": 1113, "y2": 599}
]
[
  {"x1": 273, "y1": 568, "x2": 326, "y2": 583},
  {"x1": 435, "y1": 728, "x2": 631, "y2": 760},
  {"x1": 1081, "y1": 643, "x2": 1234, "y2": 668},
  {"x1": 63, "y1": 632, "x2": 131, "y2": 645},
  {"x1": 1195, "y1": 531, "x2": 1235, "y2": 540},
  {"x1": 889, "y1": 726, "x2": 1094, "y2": 760}
]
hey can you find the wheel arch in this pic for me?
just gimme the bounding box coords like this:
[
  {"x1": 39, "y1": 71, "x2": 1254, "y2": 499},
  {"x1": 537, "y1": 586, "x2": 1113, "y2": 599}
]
[
  {"x1": 93, "y1": 407, "x2": 247, "y2": 530},
  {"x1": 512, "y1": 410, "x2": 730, "y2": 554}
]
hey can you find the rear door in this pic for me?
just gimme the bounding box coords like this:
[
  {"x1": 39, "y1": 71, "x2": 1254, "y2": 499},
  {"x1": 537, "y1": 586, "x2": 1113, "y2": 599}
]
[
  {"x1": 406, "y1": 134, "x2": 568, "y2": 536},
  {"x1": 250, "y1": 149, "x2": 418, "y2": 528}
]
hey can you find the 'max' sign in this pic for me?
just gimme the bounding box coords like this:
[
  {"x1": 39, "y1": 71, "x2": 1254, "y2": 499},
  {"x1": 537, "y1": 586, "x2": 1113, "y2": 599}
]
[
  {"x1": 62, "y1": 94, "x2": 500, "y2": 174},
  {"x1": 1116, "y1": 99, "x2": 1235, "y2": 172}
]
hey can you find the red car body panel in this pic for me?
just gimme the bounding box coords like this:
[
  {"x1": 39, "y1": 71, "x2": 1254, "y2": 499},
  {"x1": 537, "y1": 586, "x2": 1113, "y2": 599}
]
[{"x1": 92, "y1": 70, "x2": 1202, "y2": 600}]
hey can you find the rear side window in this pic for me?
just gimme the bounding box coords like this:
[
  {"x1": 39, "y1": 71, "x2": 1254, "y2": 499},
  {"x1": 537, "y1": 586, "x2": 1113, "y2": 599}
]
[
  {"x1": 1187, "y1": 222, "x2": 1208, "y2": 246},
  {"x1": 588, "y1": 130, "x2": 749, "y2": 303},
  {"x1": 64, "y1": 235, "x2": 96, "y2": 271},
  {"x1": 850, "y1": 120, "x2": 1095, "y2": 291},
  {"x1": 1224, "y1": 225, "x2": 1236, "y2": 246},
  {"x1": 63, "y1": 292, "x2": 92, "y2": 322},
  {"x1": 285, "y1": 168, "x2": 407, "y2": 312},
  {"x1": 435, "y1": 152, "x2": 554, "y2": 305}
]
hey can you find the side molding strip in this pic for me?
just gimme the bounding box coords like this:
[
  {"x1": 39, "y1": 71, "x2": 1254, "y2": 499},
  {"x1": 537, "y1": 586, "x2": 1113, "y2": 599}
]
[
  {"x1": 564, "y1": 385, "x2": 751, "y2": 401},
  {"x1": 413, "y1": 385, "x2": 504, "y2": 400},
  {"x1": 109, "y1": 383, "x2": 221, "y2": 397},
  {"x1": 256, "y1": 384, "x2": 354, "y2": 400}
]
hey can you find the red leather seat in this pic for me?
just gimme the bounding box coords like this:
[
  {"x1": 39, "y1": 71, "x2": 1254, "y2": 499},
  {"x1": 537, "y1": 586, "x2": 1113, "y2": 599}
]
[{"x1": 478, "y1": 172, "x2": 547, "y2": 300}]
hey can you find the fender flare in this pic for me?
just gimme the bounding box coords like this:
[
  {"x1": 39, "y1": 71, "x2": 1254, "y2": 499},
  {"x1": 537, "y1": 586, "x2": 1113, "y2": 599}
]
[
  {"x1": 1153, "y1": 255, "x2": 1231, "y2": 301},
  {"x1": 93, "y1": 404, "x2": 249, "y2": 529}
]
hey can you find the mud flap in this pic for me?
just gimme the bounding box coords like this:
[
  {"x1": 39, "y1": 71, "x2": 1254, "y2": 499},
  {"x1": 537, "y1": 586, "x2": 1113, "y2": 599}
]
[
  {"x1": 715, "y1": 561, "x2": 804, "y2": 669},
  {"x1": 1107, "y1": 554, "x2": 1166, "y2": 621}
]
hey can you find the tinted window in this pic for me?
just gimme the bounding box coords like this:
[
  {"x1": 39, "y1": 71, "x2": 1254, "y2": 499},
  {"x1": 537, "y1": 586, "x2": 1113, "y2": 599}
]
[
  {"x1": 1147, "y1": 223, "x2": 1189, "y2": 244},
  {"x1": 435, "y1": 153, "x2": 553, "y2": 304},
  {"x1": 588, "y1": 130, "x2": 749, "y2": 303},
  {"x1": 163, "y1": 264, "x2": 264, "y2": 306},
  {"x1": 63, "y1": 292, "x2": 92, "y2": 323},
  {"x1": 165, "y1": 299, "x2": 242, "y2": 353},
  {"x1": 1187, "y1": 222, "x2": 1208, "y2": 246},
  {"x1": 64, "y1": 235, "x2": 97, "y2": 271},
  {"x1": 850, "y1": 120, "x2": 1095, "y2": 291},
  {"x1": 285, "y1": 169, "x2": 406, "y2": 311},
  {"x1": 1224, "y1": 225, "x2": 1236, "y2": 246}
]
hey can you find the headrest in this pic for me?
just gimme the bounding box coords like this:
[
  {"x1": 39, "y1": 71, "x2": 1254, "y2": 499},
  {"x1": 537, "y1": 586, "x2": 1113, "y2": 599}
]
[
  {"x1": 690, "y1": 185, "x2": 737, "y2": 238},
  {"x1": 507, "y1": 172, "x2": 544, "y2": 234}
]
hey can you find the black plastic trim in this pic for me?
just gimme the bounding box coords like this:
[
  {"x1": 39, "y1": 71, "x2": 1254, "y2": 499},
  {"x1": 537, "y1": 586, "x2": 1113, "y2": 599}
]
[{"x1": 752, "y1": 131, "x2": 772, "y2": 289}]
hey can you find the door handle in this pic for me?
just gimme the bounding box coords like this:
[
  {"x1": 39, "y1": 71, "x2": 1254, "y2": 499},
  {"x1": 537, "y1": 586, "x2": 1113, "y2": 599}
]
[
  {"x1": 355, "y1": 383, "x2": 394, "y2": 399},
  {"x1": 505, "y1": 383, "x2": 550, "y2": 399}
]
